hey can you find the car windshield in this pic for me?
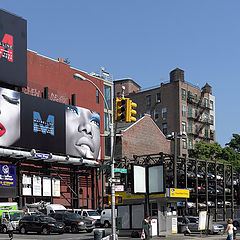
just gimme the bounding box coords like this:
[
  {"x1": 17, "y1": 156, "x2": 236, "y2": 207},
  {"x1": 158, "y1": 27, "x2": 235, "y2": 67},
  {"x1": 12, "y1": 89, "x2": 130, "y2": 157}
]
[
  {"x1": 9, "y1": 212, "x2": 25, "y2": 221},
  {"x1": 66, "y1": 213, "x2": 81, "y2": 220},
  {"x1": 39, "y1": 217, "x2": 56, "y2": 223},
  {"x1": 88, "y1": 211, "x2": 100, "y2": 216}
]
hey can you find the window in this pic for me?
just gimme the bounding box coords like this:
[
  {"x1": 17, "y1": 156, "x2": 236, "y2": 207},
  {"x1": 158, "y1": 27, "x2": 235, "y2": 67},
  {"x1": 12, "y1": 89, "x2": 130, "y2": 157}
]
[
  {"x1": 188, "y1": 107, "x2": 192, "y2": 117},
  {"x1": 210, "y1": 115, "x2": 214, "y2": 124},
  {"x1": 162, "y1": 107, "x2": 167, "y2": 120},
  {"x1": 204, "y1": 127, "x2": 209, "y2": 138},
  {"x1": 188, "y1": 122, "x2": 192, "y2": 134},
  {"x1": 156, "y1": 93, "x2": 161, "y2": 103},
  {"x1": 146, "y1": 95, "x2": 151, "y2": 106},
  {"x1": 204, "y1": 98, "x2": 208, "y2": 108},
  {"x1": 189, "y1": 138, "x2": 193, "y2": 149},
  {"x1": 162, "y1": 123, "x2": 167, "y2": 135},
  {"x1": 104, "y1": 113, "x2": 112, "y2": 132},
  {"x1": 182, "y1": 138, "x2": 187, "y2": 149},
  {"x1": 209, "y1": 100, "x2": 213, "y2": 110},
  {"x1": 104, "y1": 85, "x2": 112, "y2": 110},
  {"x1": 104, "y1": 136, "x2": 111, "y2": 157},
  {"x1": 182, "y1": 121, "x2": 186, "y2": 133},
  {"x1": 154, "y1": 109, "x2": 159, "y2": 120},
  {"x1": 182, "y1": 105, "x2": 186, "y2": 117},
  {"x1": 96, "y1": 89, "x2": 99, "y2": 104},
  {"x1": 181, "y1": 88, "x2": 186, "y2": 100},
  {"x1": 204, "y1": 113, "x2": 208, "y2": 121}
]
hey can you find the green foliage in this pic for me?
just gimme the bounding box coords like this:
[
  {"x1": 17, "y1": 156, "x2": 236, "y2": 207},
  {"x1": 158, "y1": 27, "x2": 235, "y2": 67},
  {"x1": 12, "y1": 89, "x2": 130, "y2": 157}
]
[
  {"x1": 226, "y1": 134, "x2": 240, "y2": 154},
  {"x1": 190, "y1": 135, "x2": 240, "y2": 171}
]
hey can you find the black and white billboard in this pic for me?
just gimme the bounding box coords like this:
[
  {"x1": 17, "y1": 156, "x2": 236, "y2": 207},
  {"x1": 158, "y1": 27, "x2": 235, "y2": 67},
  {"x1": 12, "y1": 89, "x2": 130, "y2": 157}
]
[
  {"x1": 0, "y1": 9, "x2": 27, "y2": 87},
  {"x1": 0, "y1": 87, "x2": 101, "y2": 159}
]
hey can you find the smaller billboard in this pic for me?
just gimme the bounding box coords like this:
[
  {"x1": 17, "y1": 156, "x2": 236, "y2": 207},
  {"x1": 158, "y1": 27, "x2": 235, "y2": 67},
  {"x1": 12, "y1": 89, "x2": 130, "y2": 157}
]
[
  {"x1": 166, "y1": 188, "x2": 190, "y2": 198},
  {"x1": 0, "y1": 164, "x2": 16, "y2": 187},
  {"x1": 52, "y1": 178, "x2": 60, "y2": 197},
  {"x1": 43, "y1": 177, "x2": 51, "y2": 196},
  {"x1": 33, "y1": 175, "x2": 41, "y2": 196},
  {"x1": 22, "y1": 174, "x2": 31, "y2": 196},
  {"x1": 148, "y1": 165, "x2": 164, "y2": 194},
  {"x1": 133, "y1": 165, "x2": 146, "y2": 193},
  {"x1": 0, "y1": 9, "x2": 27, "y2": 87}
]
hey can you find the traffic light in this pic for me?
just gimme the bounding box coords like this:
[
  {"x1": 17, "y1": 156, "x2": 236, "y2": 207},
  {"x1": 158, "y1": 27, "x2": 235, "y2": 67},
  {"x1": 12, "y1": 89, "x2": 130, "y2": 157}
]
[
  {"x1": 103, "y1": 195, "x2": 123, "y2": 205},
  {"x1": 126, "y1": 98, "x2": 137, "y2": 122},
  {"x1": 115, "y1": 97, "x2": 126, "y2": 122}
]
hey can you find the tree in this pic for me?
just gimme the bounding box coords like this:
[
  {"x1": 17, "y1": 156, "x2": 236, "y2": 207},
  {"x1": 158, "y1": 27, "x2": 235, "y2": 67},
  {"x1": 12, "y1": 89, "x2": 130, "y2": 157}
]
[
  {"x1": 190, "y1": 142, "x2": 222, "y2": 161},
  {"x1": 226, "y1": 134, "x2": 240, "y2": 154}
]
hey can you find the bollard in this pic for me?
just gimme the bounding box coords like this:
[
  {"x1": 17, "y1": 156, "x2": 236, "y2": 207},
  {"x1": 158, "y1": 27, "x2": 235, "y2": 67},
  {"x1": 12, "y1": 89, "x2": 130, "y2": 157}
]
[{"x1": 94, "y1": 228, "x2": 106, "y2": 240}]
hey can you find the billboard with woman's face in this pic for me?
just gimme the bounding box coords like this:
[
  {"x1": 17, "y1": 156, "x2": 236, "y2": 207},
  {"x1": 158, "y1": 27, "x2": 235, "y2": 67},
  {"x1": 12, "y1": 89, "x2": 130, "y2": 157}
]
[
  {"x1": 0, "y1": 88, "x2": 20, "y2": 146},
  {"x1": 0, "y1": 86, "x2": 101, "y2": 159},
  {"x1": 65, "y1": 105, "x2": 100, "y2": 159}
]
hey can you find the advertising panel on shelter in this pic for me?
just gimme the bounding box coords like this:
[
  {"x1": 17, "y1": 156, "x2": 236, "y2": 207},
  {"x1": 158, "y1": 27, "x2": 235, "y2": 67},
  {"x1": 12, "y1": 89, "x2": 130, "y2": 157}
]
[
  {"x1": 0, "y1": 164, "x2": 16, "y2": 197},
  {"x1": 0, "y1": 9, "x2": 27, "y2": 87},
  {"x1": 0, "y1": 86, "x2": 101, "y2": 159}
]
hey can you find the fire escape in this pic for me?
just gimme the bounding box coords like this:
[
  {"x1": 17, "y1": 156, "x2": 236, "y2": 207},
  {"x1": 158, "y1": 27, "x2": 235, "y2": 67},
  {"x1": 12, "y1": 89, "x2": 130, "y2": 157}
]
[{"x1": 187, "y1": 91, "x2": 214, "y2": 141}]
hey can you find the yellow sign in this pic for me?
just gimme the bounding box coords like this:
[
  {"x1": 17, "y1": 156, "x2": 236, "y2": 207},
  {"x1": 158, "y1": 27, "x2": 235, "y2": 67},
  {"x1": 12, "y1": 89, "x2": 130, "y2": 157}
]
[{"x1": 169, "y1": 188, "x2": 189, "y2": 198}]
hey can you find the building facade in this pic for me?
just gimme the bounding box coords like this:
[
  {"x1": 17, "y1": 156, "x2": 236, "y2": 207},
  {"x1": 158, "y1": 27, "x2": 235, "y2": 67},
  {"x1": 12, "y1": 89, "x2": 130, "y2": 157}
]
[{"x1": 114, "y1": 68, "x2": 215, "y2": 156}]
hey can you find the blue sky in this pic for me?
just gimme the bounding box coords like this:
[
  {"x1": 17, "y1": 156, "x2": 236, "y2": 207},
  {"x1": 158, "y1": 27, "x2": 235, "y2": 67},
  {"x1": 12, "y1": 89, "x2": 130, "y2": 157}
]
[{"x1": 1, "y1": 1, "x2": 240, "y2": 147}]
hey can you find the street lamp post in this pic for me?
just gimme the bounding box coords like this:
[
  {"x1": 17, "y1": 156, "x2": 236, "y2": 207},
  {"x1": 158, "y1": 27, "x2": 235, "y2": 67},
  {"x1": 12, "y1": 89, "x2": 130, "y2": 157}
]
[{"x1": 73, "y1": 73, "x2": 117, "y2": 240}]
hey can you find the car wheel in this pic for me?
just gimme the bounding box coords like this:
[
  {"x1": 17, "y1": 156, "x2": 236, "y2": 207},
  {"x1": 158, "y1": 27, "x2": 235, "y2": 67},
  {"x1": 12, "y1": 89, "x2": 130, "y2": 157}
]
[
  {"x1": 20, "y1": 226, "x2": 27, "y2": 234},
  {"x1": 42, "y1": 227, "x2": 50, "y2": 235},
  {"x1": 2, "y1": 226, "x2": 7, "y2": 233},
  {"x1": 104, "y1": 221, "x2": 110, "y2": 228},
  {"x1": 86, "y1": 229, "x2": 93, "y2": 233},
  {"x1": 71, "y1": 225, "x2": 78, "y2": 233}
]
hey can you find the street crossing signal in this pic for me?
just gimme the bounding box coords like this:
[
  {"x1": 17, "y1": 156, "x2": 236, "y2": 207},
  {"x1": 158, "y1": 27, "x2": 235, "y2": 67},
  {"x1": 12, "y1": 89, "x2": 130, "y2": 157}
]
[
  {"x1": 115, "y1": 97, "x2": 126, "y2": 122},
  {"x1": 126, "y1": 99, "x2": 137, "y2": 122}
]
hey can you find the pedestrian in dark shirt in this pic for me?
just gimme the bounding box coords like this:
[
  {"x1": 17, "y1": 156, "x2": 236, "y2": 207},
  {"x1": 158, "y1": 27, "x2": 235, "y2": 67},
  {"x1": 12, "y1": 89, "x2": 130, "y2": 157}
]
[{"x1": 142, "y1": 215, "x2": 151, "y2": 240}]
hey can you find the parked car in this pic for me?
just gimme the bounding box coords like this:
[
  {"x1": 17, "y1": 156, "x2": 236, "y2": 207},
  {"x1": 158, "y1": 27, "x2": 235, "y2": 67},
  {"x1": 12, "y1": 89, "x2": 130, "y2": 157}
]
[
  {"x1": 208, "y1": 186, "x2": 216, "y2": 194},
  {"x1": 67, "y1": 209, "x2": 101, "y2": 226},
  {"x1": 187, "y1": 171, "x2": 196, "y2": 179},
  {"x1": 216, "y1": 175, "x2": 223, "y2": 180},
  {"x1": 233, "y1": 218, "x2": 240, "y2": 227},
  {"x1": 49, "y1": 212, "x2": 95, "y2": 233},
  {"x1": 186, "y1": 202, "x2": 196, "y2": 208},
  {"x1": 207, "y1": 173, "x2": 215, "y2": 180},
  {"x1": 207, "y1": 201, "x2": 215, "y2": 207},
  {"x1": 197, "y1": 172, "x2": 205, "y2": 179},
  {"x1": 198, "y1": 202, "x2": 207, "y2": 208},
  {"x1": 197, "y1": 186, "x2": 206, "y2": 193},
  {"x1": 177, "y1": 216, "x2": 224, "y2": 234},
  {"x1": 19, "y1": 215, "x2": 65, "y2": 235}
]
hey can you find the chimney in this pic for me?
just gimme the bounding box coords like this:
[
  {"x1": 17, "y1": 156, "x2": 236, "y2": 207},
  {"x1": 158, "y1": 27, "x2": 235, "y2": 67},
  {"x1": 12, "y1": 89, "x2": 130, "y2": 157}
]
[{"x1": 170, "y1": 68, "x2": 184, "y2": 83}]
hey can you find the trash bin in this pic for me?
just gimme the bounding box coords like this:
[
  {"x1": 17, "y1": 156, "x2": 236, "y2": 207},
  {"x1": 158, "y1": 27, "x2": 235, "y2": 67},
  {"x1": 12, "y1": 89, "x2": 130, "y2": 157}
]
[{"x1": 94, "y1": 228, "x2": 105, "y2": 240}]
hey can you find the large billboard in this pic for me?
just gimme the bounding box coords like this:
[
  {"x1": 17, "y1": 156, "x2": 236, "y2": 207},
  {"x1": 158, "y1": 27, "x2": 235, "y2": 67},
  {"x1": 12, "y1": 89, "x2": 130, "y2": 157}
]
[
  {"x1": 0, "y1": 87, "x2": 101, "y2": 159},
  {"x1": 0, "y1": 9, "x2": 27, "y2": 87}
]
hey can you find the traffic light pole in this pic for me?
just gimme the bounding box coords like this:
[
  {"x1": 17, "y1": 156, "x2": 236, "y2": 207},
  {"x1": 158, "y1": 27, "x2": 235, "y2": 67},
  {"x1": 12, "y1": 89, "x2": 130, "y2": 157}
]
[{"x1": 111, "y1": 122, "x2": 117, "y2": 240}]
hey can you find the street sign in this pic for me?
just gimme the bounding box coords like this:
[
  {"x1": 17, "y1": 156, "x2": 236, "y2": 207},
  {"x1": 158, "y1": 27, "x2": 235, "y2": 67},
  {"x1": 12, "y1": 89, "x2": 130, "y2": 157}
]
[
  {"x1": 115, "y1": 185, "x2": 124, "y2": 192},
  {"x1": 99, "y1": 165, "x2": 111, "y2": 171},
  {"x1": 114, "y1": 168, "x2": 127, "y2": 174}
]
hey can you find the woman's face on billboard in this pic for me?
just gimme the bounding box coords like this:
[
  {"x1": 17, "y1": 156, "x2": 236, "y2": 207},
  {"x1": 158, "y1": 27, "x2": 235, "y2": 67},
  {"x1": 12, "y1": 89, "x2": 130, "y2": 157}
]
[
  {"x1": 0, "y1": 88, "x2": 20, "y2": 146},
  {"x1": 66, "y1": 106, "x2": 100, "y2": 159}
]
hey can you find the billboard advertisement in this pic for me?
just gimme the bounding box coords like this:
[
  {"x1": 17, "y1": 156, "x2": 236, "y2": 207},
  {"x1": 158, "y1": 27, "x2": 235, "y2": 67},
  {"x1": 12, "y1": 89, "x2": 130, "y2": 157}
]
[
  {"x1": 0, "y1": 164, "x2": 16, "y2": 187},
  {"x1": 0, "y1": 87, "x2": 101, "y2": 159},
  {"x1": 0, "y1": 9, "x2": 27, "y2": 87}
]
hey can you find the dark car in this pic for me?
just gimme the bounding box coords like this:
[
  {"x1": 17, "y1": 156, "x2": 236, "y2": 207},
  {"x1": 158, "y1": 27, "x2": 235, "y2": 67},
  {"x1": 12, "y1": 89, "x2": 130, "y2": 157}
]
[
  {"x1": 49, "y1": 212, "x2": 95, "y2": 233},
  {"x1": 19, "y1": 215, "x2": 65, "y2": 235}
]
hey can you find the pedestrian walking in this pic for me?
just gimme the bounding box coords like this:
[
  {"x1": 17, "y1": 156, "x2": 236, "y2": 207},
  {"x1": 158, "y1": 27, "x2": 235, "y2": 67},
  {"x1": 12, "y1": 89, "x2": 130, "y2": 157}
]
[
  {"x1": 225, "y1": 218, "x2": 234, "y2": 240},
  {"x1": 6, "y1": 215, "x2": 15, "y2": 240},
  {"x1": 141, "y1": 215, "x2": 151, "y2": 240},
  {"x1": 182, "y1": 215, "x2": 191, "y2": 235}
]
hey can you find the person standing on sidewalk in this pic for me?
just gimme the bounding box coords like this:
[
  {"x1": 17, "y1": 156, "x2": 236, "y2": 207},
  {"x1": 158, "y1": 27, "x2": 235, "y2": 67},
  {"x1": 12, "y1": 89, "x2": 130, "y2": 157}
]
[
  {"x1": 142, "y1": 215, "x2": 151, "y2": 240},
  {"x1": 225, "y1": 218, "x2": 234, "y2": 240}
]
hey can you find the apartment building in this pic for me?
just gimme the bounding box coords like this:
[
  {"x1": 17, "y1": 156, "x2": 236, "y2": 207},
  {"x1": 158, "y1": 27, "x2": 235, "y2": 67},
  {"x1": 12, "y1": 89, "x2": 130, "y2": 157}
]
[{"x1": 114, "y1": 68, "x2": 215, "y2": 156}]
